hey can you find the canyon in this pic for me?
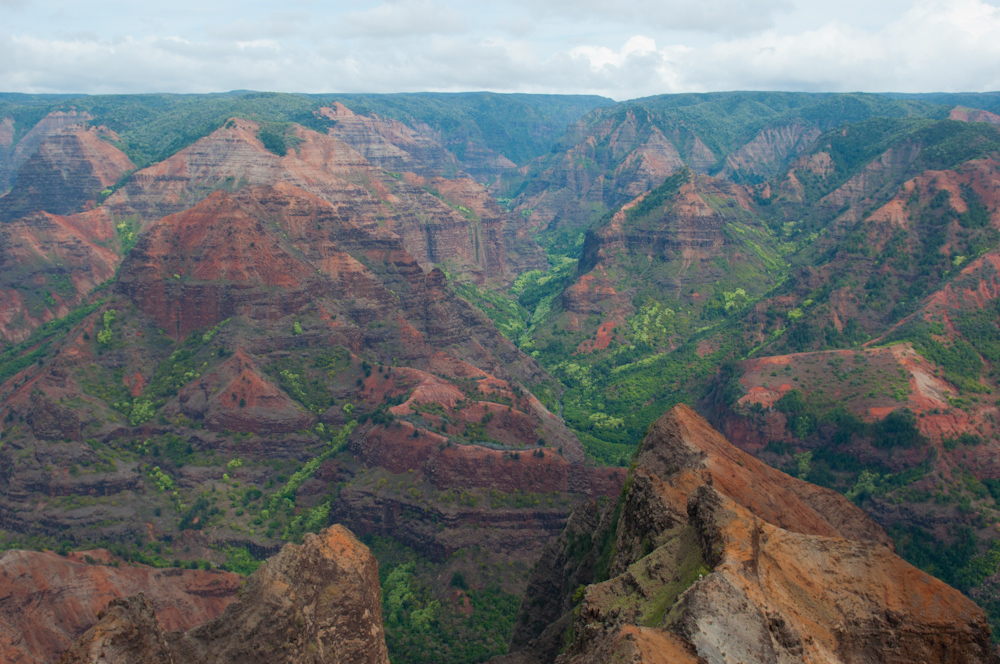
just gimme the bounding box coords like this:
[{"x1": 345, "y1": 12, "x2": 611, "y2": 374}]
[{"x1": 3, "y1": 90, "x2": 1000, "y2": 662}]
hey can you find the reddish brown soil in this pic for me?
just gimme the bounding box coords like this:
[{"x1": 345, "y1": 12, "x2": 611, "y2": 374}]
[
  {"x1": 0, "y1": 207, "x2": 120, "y2": 342},
  {"x1": 950, "y1": 107, "x2": 1000, "y2": 125},
  {"x1": 355, "y1": 421, "x2": 623, "y2": 497},
  {"x1": 175, "y1": 349, "x2": 316, "y2": 434}
]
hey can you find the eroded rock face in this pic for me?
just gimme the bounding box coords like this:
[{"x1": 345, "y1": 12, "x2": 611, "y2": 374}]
[
  {"x1": 562, "y1": 171, "x2": 779, "y2": 348},
  {"x1": 57, "y1": 594, "x2": 175, "y2": 664},
  {"x1": 179, "y1": 349, "x2": 316, "y2": 434},
  {"x1": 512, "y1": 108, "x2": 694, "y2": 241},
  {"x1": 721, "y1": 123, "x2": 821, "y2": 182},
  {"x1": 58, "y1": 525, "x2": 389, "y2": 664},
  {"x1": 0, "y1": 549, "x2": 239, "y2": 664},
  {"x1": 950, "y1": 106, "x2": 1000, "y2": 125},
  {"x1": 318, "y1": 103, "x2": 460, "y2": 177},
  {"x1": 502, "y1": 405, "x2": 996, "y2": 664},
  {"x1": 173, "y1": 524, "x2": 387, "y2": 664}
]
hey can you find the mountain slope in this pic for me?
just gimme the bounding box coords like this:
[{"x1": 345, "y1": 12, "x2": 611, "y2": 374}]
[{"x1": 503, "y1": 92, "x2": 953, "y2": 254}]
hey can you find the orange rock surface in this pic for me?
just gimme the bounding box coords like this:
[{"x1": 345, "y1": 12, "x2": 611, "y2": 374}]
[{"x1": 554, "y1": 406, "x2": 996, "y2": 664}]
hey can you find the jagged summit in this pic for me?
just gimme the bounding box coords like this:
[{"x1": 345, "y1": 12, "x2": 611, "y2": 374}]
[
  {"x1": 503, "y1": 405, "x2": 995, "y2": 664},
  {"x1": 59, "y1": 524, "x2": 389, "y2": 664},
  {"x1": 633, "y1": 404, "x2": 893, "y2": 547}
]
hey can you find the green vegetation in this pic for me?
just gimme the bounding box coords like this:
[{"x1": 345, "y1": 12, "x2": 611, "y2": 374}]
[
  {"x1": 625, "y1": 168, "x2": 690, "y2": 222},
  {"x1": 0, "y1": 300, "x2": 102, "y2": 385},
  {"x1": 451, "y1": 280, "x2": 530, "y2": 341},
  {"x1": 639, "y1": 527, "x2": 710, "y2": 627},
  {"x1": 258, "y1": 127, "x2": 288, "y2": 156},
  {"x1": 884, "y1": 322, "x2": 987, "y2": 393},
  {"x1": 366, "y1": 535, "x2": 522, "y2": 664},
  {"x1": 115, "y1": 215, "x2": 141, "y2": 255},
  {"x1": 775, "y1": 389, "x2": 924, "y2": 450},
  {"x1": 893, "y1": 525, "x2": 1000, "y2": 641},
  {"x1": 266, "y1": 421, "x2": 356, "y2": 515},
  {"x1": 222, "y1": 546, "x2": 263, "y2": 576}
]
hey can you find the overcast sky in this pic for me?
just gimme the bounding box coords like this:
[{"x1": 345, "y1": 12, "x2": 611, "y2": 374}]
[{"x1": 1, "y1": 0, "x2": 999, "y2": 100}]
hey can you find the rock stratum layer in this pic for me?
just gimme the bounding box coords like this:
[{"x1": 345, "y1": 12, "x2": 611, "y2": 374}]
[
  {"x1": 501, "y1": 405, "x2": 997, "y2": 664},
  {"x1": 59, "y1": 524, "x2": 388, "y2": 664}
]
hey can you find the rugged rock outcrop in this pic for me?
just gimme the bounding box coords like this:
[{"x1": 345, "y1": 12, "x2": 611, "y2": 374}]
[
  {"x1": 58, "y1": 525, "x2": 389, "y2": 664},
  {"x1": 500, "y1": 405, "x2": 996, "y2": 664},
  {"x1": 172, "y1": 524, "x2": 387, "y2": 664},
  {"x1": 0, "y1": 549, "x2": 239, "y2": 664},
  {"x1": 57, "y1": 594, "x2": 175, "y2": 664}
]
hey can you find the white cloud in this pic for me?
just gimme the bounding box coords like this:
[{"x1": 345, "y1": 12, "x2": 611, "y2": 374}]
[
  {"x1": 553, "y1": 0, "x2": 1000, "y2": 96},
  {"x1": 1, "y1": 0, "x2": 1000, "y2": 98},
  {"x1": 517, "y1": 0, "x2": 794, "y2": 34},
  {"x1": 678, "y1": 0, "x2": 1000, "y2": 92},
  {"x1": 334, "y1": 0, "x2": 468, "y2": 39}
]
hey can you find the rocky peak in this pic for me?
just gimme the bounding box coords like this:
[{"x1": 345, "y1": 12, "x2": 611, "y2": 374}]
[
  {"x1": 1, "y1": 111, "x2": 94, "y2": 191},
  {"x1": 173, "y1": 524, "x2": 387, "y2": 664},
  {"x1": 57, "y1": 594, "x2": 175, "y2": 664},
  {"x1": 0, "y1": 125, "x2": 134, "y2": 220},
  {"x1": 501, "y1": 406, "x2": 994, "y2": 664},
  {"x1": 0, "y1": 548, "x2": 240, "y2": 664},
  {"x1": 60, "y1": 525, "x2": 389, "y2": 664},
  {"x1": 628, "y1": 404, "x2": 893, "y2": 552}
]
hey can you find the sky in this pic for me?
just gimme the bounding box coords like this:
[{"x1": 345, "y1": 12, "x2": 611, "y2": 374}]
[{"x1": 1, "y1": 0, "x2": 1000, "y2": 100}]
